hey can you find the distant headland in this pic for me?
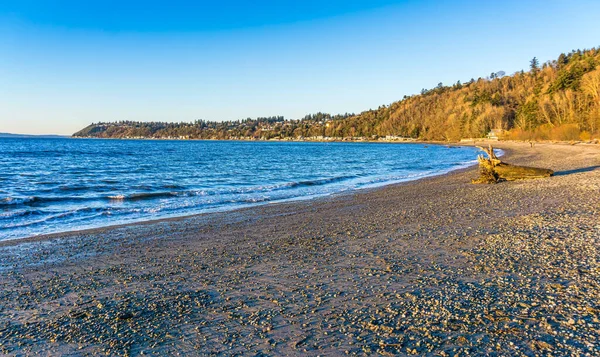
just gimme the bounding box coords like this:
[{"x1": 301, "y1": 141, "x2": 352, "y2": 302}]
[
  {"x1": 0, "y1": 133, "x2": 68, "y2": 139},
  {"x1": 74, "y1": 47, "x2": 600, "y2": 142}
]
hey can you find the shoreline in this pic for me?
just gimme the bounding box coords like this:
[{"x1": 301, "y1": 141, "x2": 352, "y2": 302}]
[
  {"x1": 15, "y1": 134, "x2": 600, "y2": 146},
  {"x1": 0, "y1": 142, "x2": 483, "y2": 246},
  {"x1": 1, "y1": 141, "x2": 599, "y2": 356}
]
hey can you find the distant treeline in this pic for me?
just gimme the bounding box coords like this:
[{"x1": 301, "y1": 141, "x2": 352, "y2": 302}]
[
  {"x1": 74, "y1": 47, "x2": 600, "y2": 141},
  {"x1": 73, "y1": 113, "x2": 356, "y2": 140}
]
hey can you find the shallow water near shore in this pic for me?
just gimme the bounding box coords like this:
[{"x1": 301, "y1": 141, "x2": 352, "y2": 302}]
[{"x1": 0, "y1": 138, "x2": 478, "y2": 240}]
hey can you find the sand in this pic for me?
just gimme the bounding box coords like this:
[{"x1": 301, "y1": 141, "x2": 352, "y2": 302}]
[{"x1": 0, "y1": 141, "x2": 599, "y2": 356}]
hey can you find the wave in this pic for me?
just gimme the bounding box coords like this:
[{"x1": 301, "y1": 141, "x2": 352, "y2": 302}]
[
  {"x1": 1, "y1": 196, "x2": 36, "y2": 206},
  {"x1": 1, "y1": 190, "x2": 181, "y2": 207},
  {"x1": 108, "y1": 191, "x2": 179, "y2": 201},
  {"x1": 1, "y1": 207, "x2": 102, "y2": 229},
  {"x1": 58, "y1": 185, "x2": 97, "y2": 192},
  {"x1": 106, "y1": 177, "x2": 358, "y2": 202},
  {"x1": 0, "y1": 209, "x2": 45, "y2": 219},
  {"x1": 0, "y1": 206, "x2": 143, "y2": 229},
  {"x1": 0, "y1": 195, "x2": 90, "y2": 207},
  {"x1": 289, "y1": 175, "x2": 356, "y2": 188},
  {"x1": 1, "y1": 174, "x2": 361, "y2": 209},
  {"x1": 0, "y1": 166, "x2": 468, "y2": 214},
  {"x1": 161, "y1": 184, "x2": 186, "y2": 189}
]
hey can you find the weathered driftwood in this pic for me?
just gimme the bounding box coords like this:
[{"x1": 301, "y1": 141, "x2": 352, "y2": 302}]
[{"x1": 472, "y1": 145, "x2": 553, "y2": 184}]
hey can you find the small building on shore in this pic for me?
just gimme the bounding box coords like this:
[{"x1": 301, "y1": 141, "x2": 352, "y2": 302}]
[{"x1": 486, "y1": 129, "x2": 504, "y2": 140}]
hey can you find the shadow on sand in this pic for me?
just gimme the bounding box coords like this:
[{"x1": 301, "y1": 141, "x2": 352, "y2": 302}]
[{"x1": 554, "y1": 165, "x2": 600, "y2": 176}]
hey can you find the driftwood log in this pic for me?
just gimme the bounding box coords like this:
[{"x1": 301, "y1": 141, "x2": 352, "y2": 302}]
[{"x1": 472, "y1": 145, "x2": 554, "y2": 184}]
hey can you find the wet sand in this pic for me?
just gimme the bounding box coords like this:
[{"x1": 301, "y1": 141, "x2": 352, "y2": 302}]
[{"x1": 1, "y1": 142, "x2": 599, "y2": 356}]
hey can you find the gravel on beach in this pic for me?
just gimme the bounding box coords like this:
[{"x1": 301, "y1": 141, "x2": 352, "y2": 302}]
[{"x1": 0, "y1": 142, "x2": 599, "y2": 356}]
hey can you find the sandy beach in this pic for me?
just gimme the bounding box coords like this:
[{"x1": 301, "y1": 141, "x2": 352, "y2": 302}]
[{"x1": 1, "y1": 142, "x2": 599, "y2": 356}]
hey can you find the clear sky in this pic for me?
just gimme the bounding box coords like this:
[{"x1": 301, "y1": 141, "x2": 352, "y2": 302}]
[{"x1": 1, "y1": 0, "x2": 599, "y2": 135}]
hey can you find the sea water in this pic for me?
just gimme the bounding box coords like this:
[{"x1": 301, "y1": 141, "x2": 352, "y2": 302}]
[{"x1": 0, "y1": 138, "x2": 479, "y2": 240}]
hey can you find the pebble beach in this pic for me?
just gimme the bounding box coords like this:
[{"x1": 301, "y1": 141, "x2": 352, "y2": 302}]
[{"x1": 1, "y1": 142, "x2": 599, "y2": 356}]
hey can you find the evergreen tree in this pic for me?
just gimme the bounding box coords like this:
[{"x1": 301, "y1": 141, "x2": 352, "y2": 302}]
[{"x1": 530, "y1": 57, "x2": 540, "y2": 72}]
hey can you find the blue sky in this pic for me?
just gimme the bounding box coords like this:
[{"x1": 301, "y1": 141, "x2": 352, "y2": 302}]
[{"x1": 1, "y1": 0, "x2": 599, "y2": 135}]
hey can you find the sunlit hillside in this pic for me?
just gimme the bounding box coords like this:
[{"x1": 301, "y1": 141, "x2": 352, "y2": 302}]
[{"x1": 334, "y1": 47, "x2": 600, "y2": 141}]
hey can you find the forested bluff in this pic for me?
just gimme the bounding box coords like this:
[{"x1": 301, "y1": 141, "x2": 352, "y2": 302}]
[{"x1": 74, "y1": 48, "x2": 600, "y2": 142}]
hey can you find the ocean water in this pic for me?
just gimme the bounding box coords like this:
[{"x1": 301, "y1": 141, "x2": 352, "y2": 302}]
[{"x1": 0, "y1": 138, "x2": 479, "y2": 241}]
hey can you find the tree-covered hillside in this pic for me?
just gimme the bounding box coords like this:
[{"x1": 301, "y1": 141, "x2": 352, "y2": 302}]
[
  {"x1": 74, "y1": 47, "x2": 600, "y2": 141},
  {"x1": 73, "y1": 113, "x2": 355, "y2": 140}
]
